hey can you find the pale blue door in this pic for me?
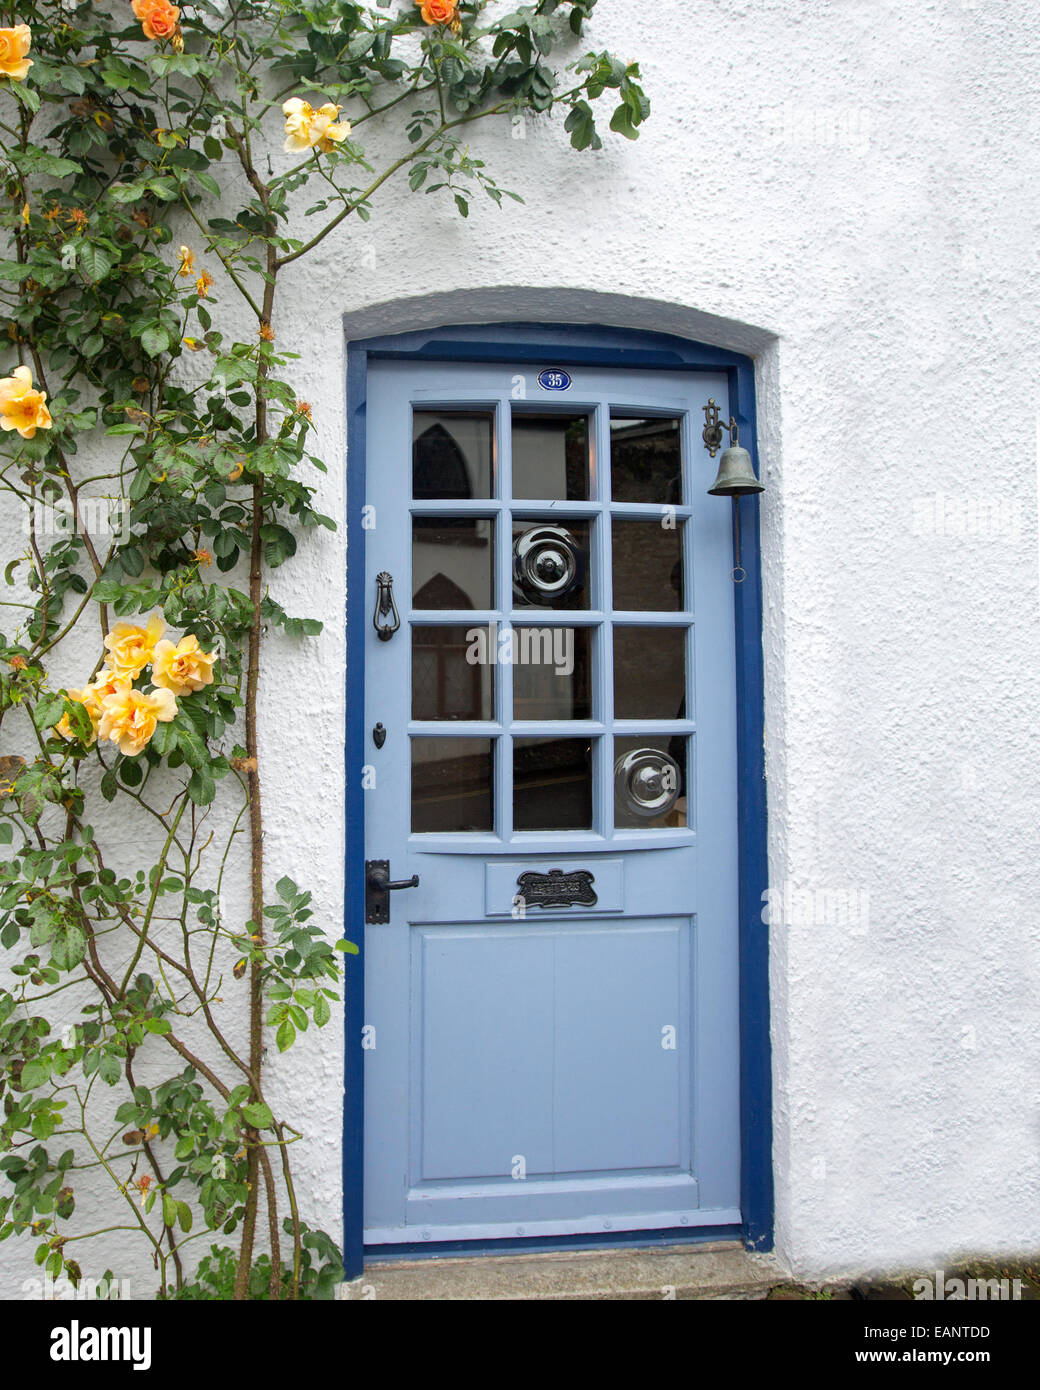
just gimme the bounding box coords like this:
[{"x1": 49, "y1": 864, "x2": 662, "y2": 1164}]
[{"x1": 363, "y1": 359, "x2": 741, "y2": 1244}]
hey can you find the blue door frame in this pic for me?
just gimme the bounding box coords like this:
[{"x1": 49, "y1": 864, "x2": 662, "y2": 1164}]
[{"x1": 342, "y1": 321, "x2": 772, "y2": 1276}]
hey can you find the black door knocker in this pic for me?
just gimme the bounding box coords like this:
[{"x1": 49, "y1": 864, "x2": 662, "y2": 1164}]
[{"x1": 373, "y1": 571, "x2": 401, "y2": 642}]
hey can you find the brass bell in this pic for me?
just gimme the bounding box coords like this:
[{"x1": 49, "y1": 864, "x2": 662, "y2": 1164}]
[{"x1": 707, "y1": 444, "x2": 764, "y2": 497}]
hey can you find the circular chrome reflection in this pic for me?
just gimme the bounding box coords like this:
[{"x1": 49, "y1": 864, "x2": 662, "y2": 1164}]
[
  {"x1": 614, "y1": 748, "x2": 682, "y2": 820},
  {"x1": 513, "y1": 525, "x2": 581, "y2": 603}
]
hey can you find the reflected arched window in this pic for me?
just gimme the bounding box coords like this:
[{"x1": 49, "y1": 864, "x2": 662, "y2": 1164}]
[{"x1": 413, "y1": 416, "x2": 489, "y2": 500}]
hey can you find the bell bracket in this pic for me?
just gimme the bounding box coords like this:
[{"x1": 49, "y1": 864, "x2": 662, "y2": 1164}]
[{"x1": 702, "y1": 398, "x2": 740, "y2": 460}]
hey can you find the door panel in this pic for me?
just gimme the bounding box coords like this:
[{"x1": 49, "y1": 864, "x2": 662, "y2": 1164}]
[{"x1": 363, "y1": 360, "x2": 740, "y2": 1243}]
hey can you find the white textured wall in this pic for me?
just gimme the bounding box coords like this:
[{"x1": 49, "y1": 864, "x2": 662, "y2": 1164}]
[{"x1": 3, "y1": 0, "x2": 1040, "y2": 1294}]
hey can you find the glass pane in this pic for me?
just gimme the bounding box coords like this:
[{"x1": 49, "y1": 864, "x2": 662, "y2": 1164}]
[
  {"x1": 614, "y1": 626, "x2": 687, "y2": 720},
  {"x1": 413, "y1": 518, "x2": 494, "y2": 610},
  {"x1": 512, "y1": 413, "x2": 589, "y2": 501},
  {"x1": 413, "y1": 625, "x2": 495, "y2": 722},
  {"x1": 514, "y1": 738, "x2": 593, "y2": 831},
  {"x1": 413, "y1": 412, "x2": 493, "y2": 500},
  {"x1": 512, "y1": 520, "x2": 591, "y2": 611},
  {"x1": 613, "y1": 520, "x2": 685, "y2": 611},
  {"x1": 412, "y1": 738, "x2": 494, "y2": 833},
  {"x1": 610, "y1": 415, "x2": 683, "y2": 505},
  {"x1": 512, "y1": 627, "x2": 592, "y2": 721},
  {"x1": 614, "y1": 735, "x2": 688, "y2": 830}
]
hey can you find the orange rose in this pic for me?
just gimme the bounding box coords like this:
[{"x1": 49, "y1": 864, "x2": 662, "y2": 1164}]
[
  {"x1": 131, "y1": 0, "x2": 180, "y2": 42},
  {"x1": 0, "y1": 25, "x2": 32, "y2": 82},
  {"x1": 419, "y1": 0, "x2": 458, "y2": 25}
]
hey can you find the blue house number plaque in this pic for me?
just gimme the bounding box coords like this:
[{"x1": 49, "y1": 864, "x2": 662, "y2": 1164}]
[{"x1": 538, "y1": 368, "x2": 572, "y2": 392}]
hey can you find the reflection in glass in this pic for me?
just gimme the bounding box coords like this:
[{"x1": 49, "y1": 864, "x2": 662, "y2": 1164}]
[
  {"x1": 512, "y1": 414, "x2": 589, "y2": 501},
  {"x1": 512, "y1": 628, "x2": 591, "y2": 722},
  {"x1": 412, "y1": 738, "x2": 494, "y2": 833},
  {"x1": 514, "y1": 738, "x2": 593, "y2": 831},
  {"x1": 413, "y1": 625, "x2": 495, "y2": 722},
  {"x1": 610, "y1": 415, "x2": 682, "y2": 505},
  {"x1": 413, "y1": 518, "x2": 494, "y2": 610},
  {"x1": 614, "y1": 736, "x2": 689, "y2": 831},
  {"x1": 613, "y1": 626, "x2": 687, "y2": 720},
  {"x1": 512, "y1": 519, "x2": 590, "y2": 611},
  {"x1": 613, "y1": 520, "x2": 685, "y2": 611},
  {"x1": 413, "y1": 412, "x2": 494, "y2": 500}
]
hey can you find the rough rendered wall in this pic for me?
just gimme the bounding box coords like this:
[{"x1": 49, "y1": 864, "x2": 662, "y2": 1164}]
[{"x1": 2, "y1": 0, "x2": 1039, "y2": 1294}]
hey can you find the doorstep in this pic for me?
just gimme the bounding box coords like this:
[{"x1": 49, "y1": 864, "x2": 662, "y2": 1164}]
[{"x1": 337, "y1": 1241, "x2": 785, "y2": 1301}]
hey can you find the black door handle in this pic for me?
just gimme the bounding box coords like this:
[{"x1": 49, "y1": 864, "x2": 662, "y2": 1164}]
[
  {"x1": 368, "y1": 865, "x2": 420, "y2": 893},
  {"x1": 365, "y1": 860, "x2": 420, "y2": 924}
]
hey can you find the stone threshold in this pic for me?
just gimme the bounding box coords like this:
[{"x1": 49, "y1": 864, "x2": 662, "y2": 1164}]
[{"x1": 337, "y1": 1240, "x2": 785, "y2": 1301}]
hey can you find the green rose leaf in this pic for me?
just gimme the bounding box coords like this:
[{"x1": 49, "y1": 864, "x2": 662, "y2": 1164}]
[
  {"x1": 19, "y1": 1060, "x2": 50, "y2": 1091},
  {"x1": 51, "y1": 919, "x2": 86, "y2": 971},
  {"x1": 140, "y1": 326, "x2": 170, "y2": 358},
  {"x1": 240, "y1": 1102, "x2": 274, "y2": 1130},
  {"x1": 33, "y1": 693, "x2": 66, "y2": 732},
  {"x1": 77, "y1": 243, "x2": 114, "y2": 282},
  {"x1": 175, "y1": 724, "x2": 207, "y2": 771},
  {"x1": 98, "y1": 1053, "x2": 122, "y2": 1086},
  {"x1": 187, "y1": 764, "x2": 216, "y2": 806}
]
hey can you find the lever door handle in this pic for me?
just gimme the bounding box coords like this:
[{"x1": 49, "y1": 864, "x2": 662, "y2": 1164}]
[
  {"x1": 369, "y1": 867, "x2": 420, "y2": 893},
  {"x1": 365, "y1": 860, "x2": 420, "y2": 924}
]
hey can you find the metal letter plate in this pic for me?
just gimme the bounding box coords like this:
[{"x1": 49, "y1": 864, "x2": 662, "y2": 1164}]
[
  {"x1": 516, "y1": 869, "x2": 597, "y2": 910},
  {"x1": 484, "y1": 860, "x2": 624, "y2": 916}
]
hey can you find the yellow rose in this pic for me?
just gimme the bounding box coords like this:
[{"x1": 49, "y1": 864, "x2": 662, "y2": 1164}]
[
  {"x1": 55, "y1": 688, "x2": 97, "y2": 745},
  {"x1": 0, "y1": 365, "x2": 51, "y2": 440},
  {"x1": 89, "y1": 670, "x2": 132, "y2": 703},
  {"x1": 97, "y1": 685, "x2": 177, "y2": 758},
  {"x1": 309, "y1": 103, "x2": 351, "y2": 152},
  {"x1": 102, "y1": 613, "x2": 166, "y2": 680},
  {"x1": 0, "y1": 26, "x2": 33, "y2": 83},
  {"x1": 151, "y1": 634, "x2": 215, "y2": 696},
  {"x1": 55, "y1": 671, "x2": 132, "y2": 745},
  {"x1": 282, "y1": 98, "x2": 351, "y2": 154}
]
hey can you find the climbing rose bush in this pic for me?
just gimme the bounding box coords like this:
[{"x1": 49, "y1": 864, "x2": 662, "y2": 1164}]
[{"x1": 0, "y1": 0, "x2": 649, "y2": 1301}]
